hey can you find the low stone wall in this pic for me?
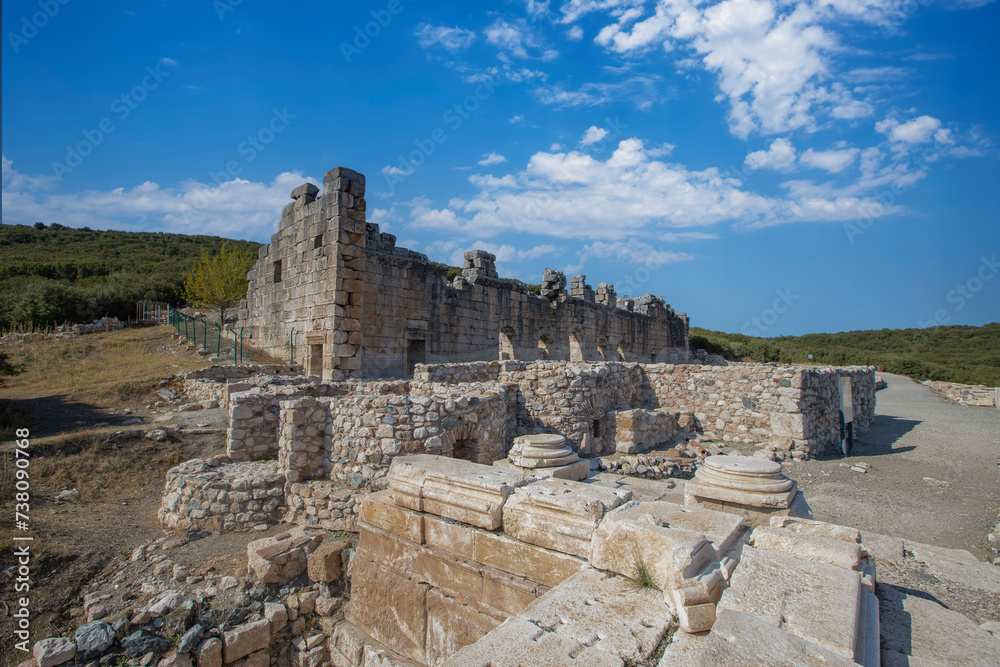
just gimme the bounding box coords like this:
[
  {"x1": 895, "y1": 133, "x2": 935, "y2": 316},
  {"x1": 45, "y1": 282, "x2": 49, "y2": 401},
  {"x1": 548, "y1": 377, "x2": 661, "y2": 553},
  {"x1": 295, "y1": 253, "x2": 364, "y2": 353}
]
[
  {"x1": 182, "y1": 364, "x2": 302, "y2": 405},
  {"x1": 158, "y1": 458, "x2": 286, "y2": 532},
  {"x1": 414, "y1": 361, "x2": 500, "y2": 383},
  {"x1": 612, "y1": 408, "x2": 677, "y2": 454},
  {"x1": 500, "y1": 361, "x2": 645, "y2": 454},
  {"x1": 923, "y1": 380, "x2": 998, "y2": 407},
  {"x1": 645, "y1": 363, "x2": 876, "y2": 458},
  {"x1": 284, "y1": 480, "x2": 360, "y2": 531}
]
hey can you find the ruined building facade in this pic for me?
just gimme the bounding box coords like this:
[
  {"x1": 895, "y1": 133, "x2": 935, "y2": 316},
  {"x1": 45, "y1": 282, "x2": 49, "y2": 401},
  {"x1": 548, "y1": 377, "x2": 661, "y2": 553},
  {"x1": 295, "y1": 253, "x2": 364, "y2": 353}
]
[{"x1": 238, "y1": 167, "x2": 690, "y2": 380}]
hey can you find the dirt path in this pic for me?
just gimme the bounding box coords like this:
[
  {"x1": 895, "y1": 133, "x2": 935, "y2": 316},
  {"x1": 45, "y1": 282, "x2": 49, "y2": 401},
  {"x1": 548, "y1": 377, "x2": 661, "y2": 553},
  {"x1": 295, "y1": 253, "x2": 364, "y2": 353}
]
[{"x1": 784, "y1": 372, "x2": 1000, "y2": 561}]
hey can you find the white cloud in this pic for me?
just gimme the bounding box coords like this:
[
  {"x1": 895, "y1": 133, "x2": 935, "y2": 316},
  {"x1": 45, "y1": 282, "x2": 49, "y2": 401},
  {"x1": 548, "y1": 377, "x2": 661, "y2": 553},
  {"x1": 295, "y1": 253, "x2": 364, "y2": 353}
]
[
  {"x1": 1, "y1": 155, "x2": 314, "y2": 240},
  {"x1": 799, "y1": 147, "x2": 859, "y2": 173},
  {"x1": 875, "y1": 115, "x2": 943, "y2": 144},
  {"x1": 159, "y1": 57, "x2": 178, "y2": 67},
  {"x1": 406, "y1": 137, "x2": 900, "y2": 239},
  {"x1": 566, "y1": 25, "x2": 584, "y2": 40},
  {"x1": 580, "y1": 126, "x2": 609, "y2": 146},
  {"x1": 744, "y1": 138, "x2": 797, "y2": 171},
  {"x1": 534, "y1": 74, "x2": 660, "y2": 107},
  {"x1": 415, "y1": 24, "x2": 476, "y2": 51},
  {"x1": 588, "y1": 0, "x2": 896, "y2": 137},
  {"x1": 485, "y1": 18, "x2": 559, "y2": 60},
  {"x1": 478, "y1": 152, "x2": 508, "y2": 166},
  {"x1": 566, "y1": 239, "x2": 694, "y2": 274},
  {"x1": 509, "y1": 114, "x2": 526, "y2": 125}
]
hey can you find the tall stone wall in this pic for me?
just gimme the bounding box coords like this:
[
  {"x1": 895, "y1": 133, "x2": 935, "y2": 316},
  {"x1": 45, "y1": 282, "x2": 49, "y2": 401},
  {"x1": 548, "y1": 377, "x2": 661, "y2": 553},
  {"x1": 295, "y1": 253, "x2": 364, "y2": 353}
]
[{"x1": 238, "y1": 167, "x2": 689, "y2": 381}]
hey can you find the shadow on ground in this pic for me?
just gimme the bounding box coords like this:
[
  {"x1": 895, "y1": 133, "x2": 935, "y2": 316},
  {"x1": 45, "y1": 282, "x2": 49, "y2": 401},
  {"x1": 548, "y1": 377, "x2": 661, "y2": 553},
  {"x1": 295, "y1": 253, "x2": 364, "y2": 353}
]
[{"x1": 0, "y1": 395, "x2": 118, "y2": 440}]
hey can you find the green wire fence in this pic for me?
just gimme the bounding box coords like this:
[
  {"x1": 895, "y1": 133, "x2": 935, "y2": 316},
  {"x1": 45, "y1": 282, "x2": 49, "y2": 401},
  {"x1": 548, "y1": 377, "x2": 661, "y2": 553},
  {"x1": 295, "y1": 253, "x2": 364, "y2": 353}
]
[{"x1": 163, "y1": 304, "x2": 245, "y2": 364}]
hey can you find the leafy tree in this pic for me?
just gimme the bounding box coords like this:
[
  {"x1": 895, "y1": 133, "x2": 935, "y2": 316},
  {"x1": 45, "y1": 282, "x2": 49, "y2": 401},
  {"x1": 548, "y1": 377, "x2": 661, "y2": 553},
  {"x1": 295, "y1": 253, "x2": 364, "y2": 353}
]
[{"x1": 181, "y1": 242, "x2": 256, "y2": 324}]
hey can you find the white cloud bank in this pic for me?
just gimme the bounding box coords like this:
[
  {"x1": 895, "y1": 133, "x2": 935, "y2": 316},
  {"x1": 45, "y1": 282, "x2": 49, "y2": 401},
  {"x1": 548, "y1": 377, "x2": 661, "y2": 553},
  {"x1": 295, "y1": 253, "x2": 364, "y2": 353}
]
[{"x1": 1, "y1": 155, "x2": 312, "y2": 240}]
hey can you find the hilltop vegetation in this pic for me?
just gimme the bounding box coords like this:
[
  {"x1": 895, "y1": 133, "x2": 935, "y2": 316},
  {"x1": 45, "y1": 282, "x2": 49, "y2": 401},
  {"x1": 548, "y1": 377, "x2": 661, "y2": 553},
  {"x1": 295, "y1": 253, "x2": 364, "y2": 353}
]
[
  {"x1": 690, "y1": 324, "x2": 1000, "y2": 387},
  {"x1": 0, "y1": 224, "x2": 261, "y2": 329}
]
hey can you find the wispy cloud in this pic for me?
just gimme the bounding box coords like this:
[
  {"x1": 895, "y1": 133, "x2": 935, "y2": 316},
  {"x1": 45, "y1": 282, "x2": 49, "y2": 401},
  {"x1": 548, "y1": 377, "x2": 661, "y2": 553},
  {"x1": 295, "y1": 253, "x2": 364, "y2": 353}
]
[
  {"x1": 415, "y1": 24, "x2": 476, "y2": 51},
  {"x1": 478, "y1": 152, "x2": 508, "y2": 166}
]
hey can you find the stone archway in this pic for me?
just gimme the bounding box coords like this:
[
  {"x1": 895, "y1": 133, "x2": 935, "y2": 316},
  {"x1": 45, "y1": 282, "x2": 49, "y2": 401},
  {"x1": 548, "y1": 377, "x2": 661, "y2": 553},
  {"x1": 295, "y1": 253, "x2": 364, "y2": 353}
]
[
  {"x1": 538, "y1": 333, "x2": 553, "y2": 360},
  {"x1": 440, "y1": 420, "x2": 492, "y2": 464},
  {"x1": 499, "y1": 326, "x2": 516, "y2": 361}
]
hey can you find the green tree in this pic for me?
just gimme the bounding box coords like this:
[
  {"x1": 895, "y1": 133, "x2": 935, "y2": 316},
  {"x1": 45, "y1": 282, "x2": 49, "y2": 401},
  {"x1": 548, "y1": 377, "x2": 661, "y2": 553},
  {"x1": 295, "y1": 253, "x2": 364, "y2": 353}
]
[
  {"x1": 181, "y1": 242, "x2": 256, "y2": 324},
  {"x1": 0, "y1": 352, "x2": 17, "y2": 385}
]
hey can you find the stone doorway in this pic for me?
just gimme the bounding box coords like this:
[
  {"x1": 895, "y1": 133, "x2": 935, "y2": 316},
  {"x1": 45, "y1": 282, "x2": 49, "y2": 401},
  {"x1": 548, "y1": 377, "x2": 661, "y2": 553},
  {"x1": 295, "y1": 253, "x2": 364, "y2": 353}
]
[
  {"x1": 308, "y1": 343, "x2": 323, "y2": 376},
  {"x1": 406, "y1": 339, "x2": 426, "y2": 376}
]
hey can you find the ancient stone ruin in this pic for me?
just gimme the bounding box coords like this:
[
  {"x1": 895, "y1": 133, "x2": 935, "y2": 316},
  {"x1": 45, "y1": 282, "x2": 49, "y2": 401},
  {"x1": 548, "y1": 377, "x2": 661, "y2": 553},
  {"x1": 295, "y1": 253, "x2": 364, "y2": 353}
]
[{"x1": 238, "y1": 168, "x2": 690, "y2": 380}]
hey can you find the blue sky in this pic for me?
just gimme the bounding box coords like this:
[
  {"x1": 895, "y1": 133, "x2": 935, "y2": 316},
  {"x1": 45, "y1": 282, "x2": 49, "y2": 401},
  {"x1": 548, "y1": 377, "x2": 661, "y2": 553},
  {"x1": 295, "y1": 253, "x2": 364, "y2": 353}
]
[{"x1": 2, "y1": 0, "x2": 998, "y2": 336}]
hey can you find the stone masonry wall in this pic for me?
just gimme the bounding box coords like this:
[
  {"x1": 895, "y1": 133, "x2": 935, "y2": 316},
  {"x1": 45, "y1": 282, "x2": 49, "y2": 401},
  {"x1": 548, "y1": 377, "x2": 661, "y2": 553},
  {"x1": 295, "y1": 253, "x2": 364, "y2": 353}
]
[
  {"x1": 923, "y1": 380, "x2": 999, "y2": 407},
  {"x1": 182, "y1": 364, "x2": 301, "y2": 404},
  {"x1": 158, "y1": 458, "x2": 286, "y2": 532},
  {"x1": 644, "y1": 363, "x2": 876, "y2": 458},
  {"x1": 283, "y1": 480, "x2": 360, "y2": 531},
  {"x1": 238, "y1": 166, "x2": 689, "y2": 381}
]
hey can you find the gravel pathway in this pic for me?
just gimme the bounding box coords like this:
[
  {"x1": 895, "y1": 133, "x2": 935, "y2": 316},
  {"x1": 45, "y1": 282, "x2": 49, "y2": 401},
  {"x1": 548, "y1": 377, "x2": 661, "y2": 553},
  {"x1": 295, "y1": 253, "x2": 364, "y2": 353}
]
[{"x1": 783, "y1": 372, "x2": 1000, "y2": 560}]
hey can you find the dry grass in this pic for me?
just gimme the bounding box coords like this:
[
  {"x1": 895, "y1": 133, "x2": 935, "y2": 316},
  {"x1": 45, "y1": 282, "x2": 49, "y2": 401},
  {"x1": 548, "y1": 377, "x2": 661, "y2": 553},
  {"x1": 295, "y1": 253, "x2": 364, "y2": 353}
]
[
  {"x1": 0, "y1": 326, "x2": 207, "y2": 407},
  {"x1": 27, "y1": 429, "x2": 185, "y2": 502}
]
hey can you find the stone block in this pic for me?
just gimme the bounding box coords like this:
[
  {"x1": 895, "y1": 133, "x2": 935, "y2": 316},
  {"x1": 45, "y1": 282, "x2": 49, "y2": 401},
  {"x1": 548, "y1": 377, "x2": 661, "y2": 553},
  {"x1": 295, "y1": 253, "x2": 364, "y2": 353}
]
[
  {"x1": 590, "y1": 501, "x2": 744, "y2": 591},
  {"x1": 472, "y1": 527, "x2": 588, "y2": 588},
  {"x1": 221, "y1": 618, "x2": 270, "y2": 664},
  {"x1": 33, "y1": 638, "x2": 76, "y2": 667},
  {"x1": 716, "y1": 546, "x2": 862, "y2": 660},
  {"x1": 440, "y1": 617, "x2": 623, "y2": 667},
  {"x1": 358, "y1": 491, "x2": 424, "y2": 544},
  {"x1": 424, "y1": 588, "x2": 503, "y2": 666},
  {"x1": 694, "y1": 609, "x2": 858, "y2": 666},
  {"x1": 388, "y1": 455, "x2": 530, "y2": 530},
  {"x1": 347, "y1": 556, "x2": 428, "y2": 664},
  {"x1": 517, "y1": 568, "x2": 672, "y2": 664},
  {"x1": 502, "y1": 479, "x2": 631, "y2": 558},
  {"x1": 247, "y1": 526, "x2": 324, "y2": 584},
  {"x1": 308, "y1": 538, "x2": 349, "y2": 583},
  {"x1": 751, "y1": 526, "x2": 863, "y2": 570}
]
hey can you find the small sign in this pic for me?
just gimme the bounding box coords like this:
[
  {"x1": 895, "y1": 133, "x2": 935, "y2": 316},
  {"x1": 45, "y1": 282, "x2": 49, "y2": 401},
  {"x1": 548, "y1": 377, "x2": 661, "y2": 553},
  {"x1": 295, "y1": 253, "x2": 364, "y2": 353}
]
[{"x1": 807, "y1": 353, "x2": 813, "y2": 360}]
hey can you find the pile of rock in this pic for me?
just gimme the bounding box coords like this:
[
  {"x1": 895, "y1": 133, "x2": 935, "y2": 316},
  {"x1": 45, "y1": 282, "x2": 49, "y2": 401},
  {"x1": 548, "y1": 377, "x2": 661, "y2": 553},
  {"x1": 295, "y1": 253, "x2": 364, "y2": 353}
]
[
  {"x1": 923, "y1": 380, "x2": 998, "y2": 407},
  {"x1": 568, "y1": 274, "x2": 593, "y2": 301},
  {"x1": 598, "y1": 450, "x2": 698, "y2": 480},
  {"x1": 158, "y1": 459, "x2": 286, "y2": 532},
  {"x1": 25, "y1": 535, "x2": 352, "y2": 667},
  {"x1": 539, "y1": 268, "x2": 566, "y2": 298}
]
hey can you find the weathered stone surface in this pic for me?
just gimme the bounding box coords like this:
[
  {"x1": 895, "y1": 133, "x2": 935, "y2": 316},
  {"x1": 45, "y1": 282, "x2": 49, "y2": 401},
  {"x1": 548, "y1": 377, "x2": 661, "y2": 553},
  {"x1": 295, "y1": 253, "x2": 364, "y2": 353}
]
[
  {"x1": 879, "y1": 584, "x2": 1000, "y2": 666},
  {"x1": 694, "y1": 609, "x2": 859, "y2": 666},
  {"x1": 308, "y1": 537, "x2": 348, "y2": 583},
  {"x1": 388, "y1": 455, "x2": 530, "y2": 530},
  {"x1": 221, "y1": 619, "x2": 270, "y2": 664},
  {"x1": 347, "y1": 556, "x2": 427, "y2": 664},
  {"x1": 516, "y1": 568, "x2": 672, "y2": 664},
  {"x1": 358, "y1": 491, "x2": 424, "y2": 543},
  {"x1": 751, "y1": 526, "x2": 863, "y2": 570},
  {"x1": 502, "y1": 479, "x2": 631, "y2": 558},
  {"x1": 122, "y1": 630, "x2": 172, "y2": 658},
  {"x1": 74, "y1": 620, "x2": 115, "y2": 659},
  {"x1": 590, "y1": 500, "x2": 744, "y2": 590},
  {"x1": 440, "y1": 617, "x2": 624, "y2": 667},
  {"x1": 686, "y1": 455, "x2": 796, "y2": 509},
  {"x1": 905, "y1": 539, "x2": 1000, "y2": 593},
  {"x1": 716, "y1": 546, "x2": 862, "y2": 660},
  {"x1": 769, "y1": 516, "x2": 861, "y2": 544},
  {"x1": 195, "y1": 638, "x2": 222, "y2": 667},
  {"x1": 33, "y1": 638, "x2": 76, "y2": 667},
  {"x1": 424, "y1": 589, "x2": 503, "y2": 666},
  {"x1": 507, "y1": 434, "x2": 578, "y2": 468},
  {"x1": 247, "y1": 526, "x2": 323, "y2": 584}
]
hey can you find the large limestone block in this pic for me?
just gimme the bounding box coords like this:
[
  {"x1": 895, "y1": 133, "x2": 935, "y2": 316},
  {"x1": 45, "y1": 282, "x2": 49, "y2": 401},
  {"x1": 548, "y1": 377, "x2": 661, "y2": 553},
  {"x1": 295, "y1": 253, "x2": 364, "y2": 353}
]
[
  {"x1": 440, "y1": 617, "x2": 624, "y2": 667},
  {"x1": 751, "y1": 527, "x2": 863, "y2": 570},
  {"x1": 424, "y1": 589, "x2": 503, "y2": 666},
  {"x1": 716, "y1": 546, "x2": 862, "y2": 660},
  {"x1": 905, "y1": 539, "x2": 1000, "y2": 594},
  {"x1": 359, "y1": 491, "x2": 424, "y2": 544},
  {"x1": 389, "y1": 455, "x2": 530, "y2": 529},
  {"x1": 879, "y1": 583, "x2": 1000, "y2": 666},
  {"x1": 347, "y1": 556, "x2": 428, "y2": 664},
  {"x1": 471, "y1": 526, "x2": 587, "y2": 588},
  {"x1": 503, "y1": 479, "x2": 631, "y2": 558},
  {"x1": 492, "y1": 458, "x2": 591, "y2": 481},
  {"x1": 221, "y1": 619, "x2": 270, "y2": 664},
  {"x1": 770, "y1": 516, "x2": 861, "y2": 544},
  {"x1": 694, "y1": 609, "x2": 859, "y2": 666},
  {"x1": 516, "y1": 568, "x2": 673, "y2": 664},
  {"x1": 590, "y1": 501, "x2": 745, "y2": 590}
]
